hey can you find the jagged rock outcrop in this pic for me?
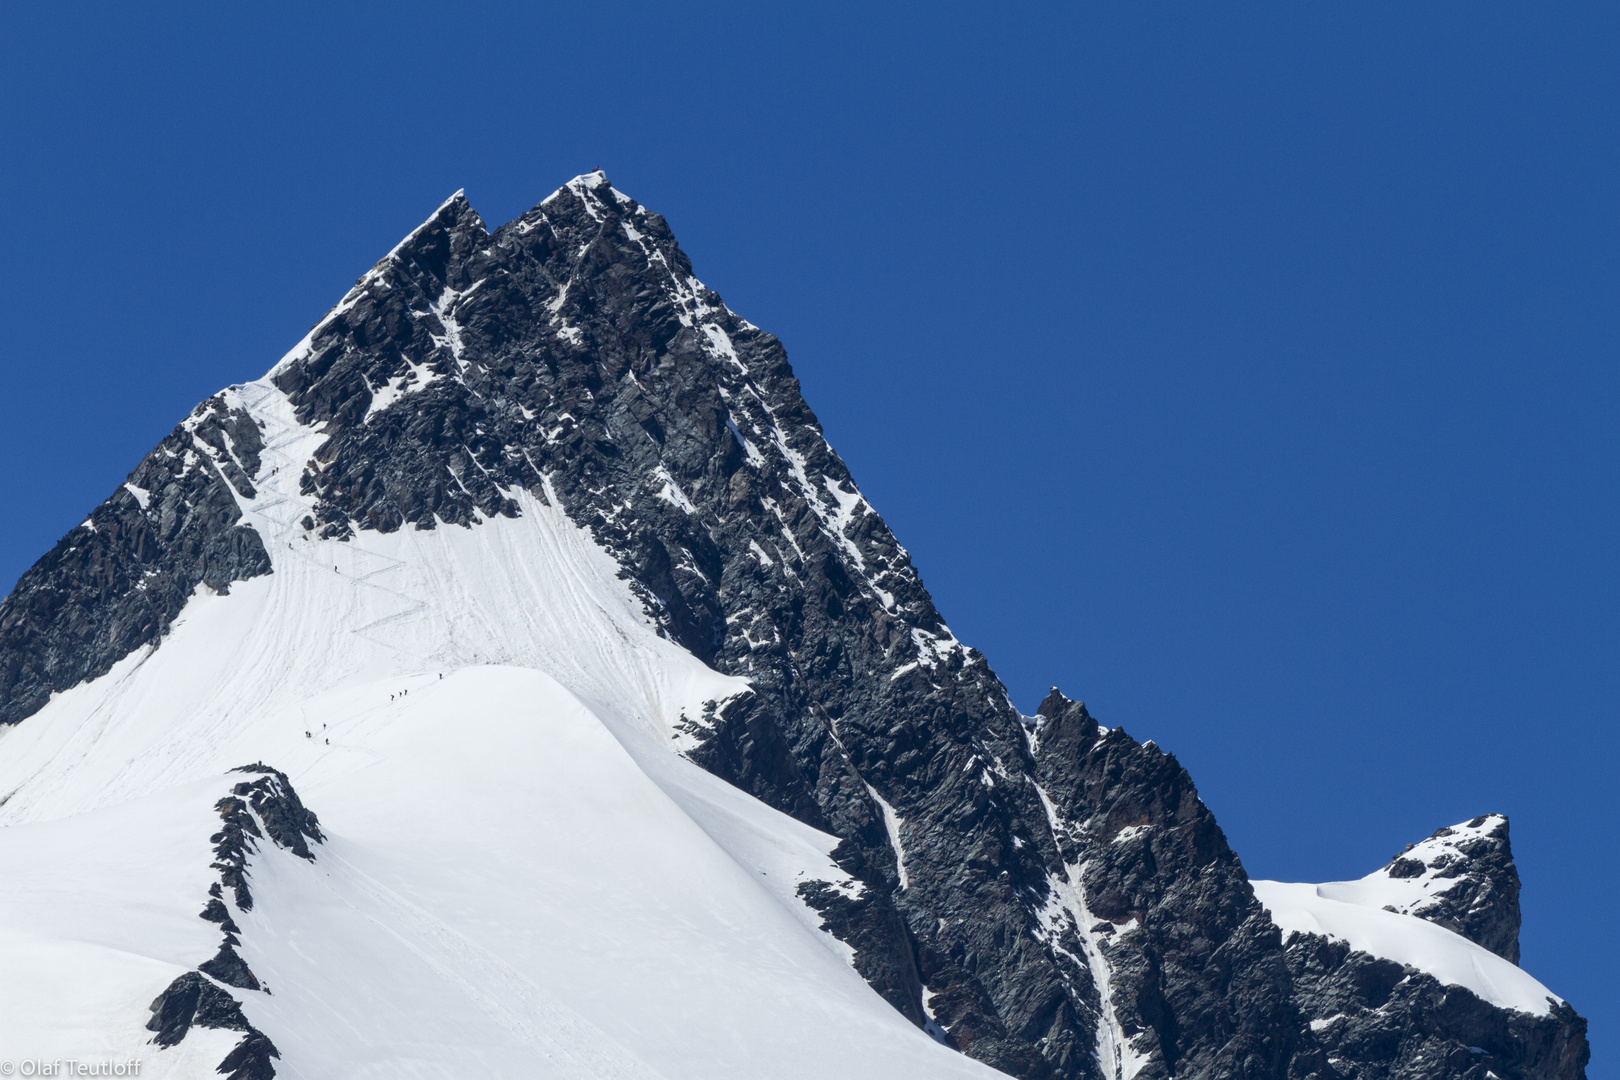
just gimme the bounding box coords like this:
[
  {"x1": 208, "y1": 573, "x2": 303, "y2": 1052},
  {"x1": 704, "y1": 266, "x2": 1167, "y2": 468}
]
[
  {"x1": 0, "y1": 175, "x2": 1587, "y2": 1080},
  {"x1": 147, "y1": 970, "x2": 256, "y2": 1048},
  {"x1": 1258, "y1": 811, "x2": 1586, "y2": 1080},
  {"x1": 147, "y1": 764, "x2": 324, "y2": 1080}
]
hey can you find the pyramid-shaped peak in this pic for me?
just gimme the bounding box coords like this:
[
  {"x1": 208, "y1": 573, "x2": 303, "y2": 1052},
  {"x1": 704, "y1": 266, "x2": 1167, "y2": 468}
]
[{"x1": 0, "y1": 171, "x2": 1587, "y2": 1080}]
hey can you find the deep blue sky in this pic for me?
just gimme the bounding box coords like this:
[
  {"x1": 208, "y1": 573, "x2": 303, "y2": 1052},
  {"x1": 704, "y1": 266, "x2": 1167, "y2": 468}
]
[{"x1": 2, "y1": 2, "x2": 1614, "y2": 1061}]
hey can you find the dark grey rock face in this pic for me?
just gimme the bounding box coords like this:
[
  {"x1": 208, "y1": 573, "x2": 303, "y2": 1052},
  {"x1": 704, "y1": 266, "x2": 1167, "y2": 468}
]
[
  {"x1": 2, "y1": 175, "x2": 1588, "y2": 1080},
  {"x1": 229, "y1": 761, "x2": 325, "y2": 861},
  {"x1": 1375, "y1": 814, "x2": 1521, "y2": 965},
  {"x1": 216, "y1": 1032, "x2": 281, "y2": 1080},
  {"x1": 1282, "y1": 934, "x2": 1588, "y2": 1080},
  {"x1": 0, "y1": 396, "x2": 271, "y2": 725}
]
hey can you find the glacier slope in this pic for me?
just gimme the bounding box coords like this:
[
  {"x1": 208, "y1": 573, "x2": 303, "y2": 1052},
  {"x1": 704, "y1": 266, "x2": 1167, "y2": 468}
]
[{"x1": 0, "y1": 376, "x2": 999, "y2": 1078}]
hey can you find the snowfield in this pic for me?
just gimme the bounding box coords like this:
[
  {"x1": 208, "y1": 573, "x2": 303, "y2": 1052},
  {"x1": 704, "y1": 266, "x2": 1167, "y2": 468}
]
[{"x1": 0, "y1": 377, "x2": 1001, "y2": 1078}]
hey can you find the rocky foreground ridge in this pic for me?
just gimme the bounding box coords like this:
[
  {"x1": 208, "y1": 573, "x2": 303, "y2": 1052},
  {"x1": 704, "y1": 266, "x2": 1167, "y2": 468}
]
[{"x1": 0, "y1": 174, "x2": 1587, "y2": 1080}]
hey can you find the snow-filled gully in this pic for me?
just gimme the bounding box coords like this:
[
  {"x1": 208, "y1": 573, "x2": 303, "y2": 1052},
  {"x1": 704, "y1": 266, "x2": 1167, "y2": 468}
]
[{"x1": 1029, "y1": 781, "x2": 1144, "y2": 1080}]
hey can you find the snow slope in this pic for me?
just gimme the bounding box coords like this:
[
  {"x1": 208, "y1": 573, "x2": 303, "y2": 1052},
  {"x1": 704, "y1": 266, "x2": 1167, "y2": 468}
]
[
  {"x1": 0, "y1": 375, "x2": 1000, "y2": 1078},
  {"x1": 1251, "y1": 878, "x2": 1558, "y2": 1018}
]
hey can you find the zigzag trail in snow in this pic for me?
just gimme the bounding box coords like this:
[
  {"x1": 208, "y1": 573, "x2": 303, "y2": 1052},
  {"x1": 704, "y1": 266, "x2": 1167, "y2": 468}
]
[
  {"x1": 0, "y1": 374, "x2": 1001, "y2": 1079},
  {"x1": 233, "y1": 380, "x2": 430, "y2": 657}
]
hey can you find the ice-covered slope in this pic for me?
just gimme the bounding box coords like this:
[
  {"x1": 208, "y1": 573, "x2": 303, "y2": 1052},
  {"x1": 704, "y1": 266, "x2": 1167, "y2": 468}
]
[{"x1": 0, "y1": 379, "x2": 997, "y2": 1078}]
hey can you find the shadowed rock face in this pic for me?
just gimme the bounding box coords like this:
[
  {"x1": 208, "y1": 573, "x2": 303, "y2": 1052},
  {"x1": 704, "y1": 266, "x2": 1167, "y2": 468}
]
[
  {"x1": 1027, "y1": 691, "x2": 1303, "y2": 1080},
  {"x1": 1282, "y1": 936, "x2": 1588, "y2": 1080},
  {"x1": 0, "y1": 175, "x2": 1588, "y2": 1080}
]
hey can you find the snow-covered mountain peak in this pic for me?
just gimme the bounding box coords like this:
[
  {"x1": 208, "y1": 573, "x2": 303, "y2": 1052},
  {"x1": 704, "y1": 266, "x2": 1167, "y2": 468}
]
[
  {"x1": 0, "y1": 180, "x2": 1589, "y2": 1080},
  {"x1": 565, "y1": 168, "x2": 613, "y2": 194}
]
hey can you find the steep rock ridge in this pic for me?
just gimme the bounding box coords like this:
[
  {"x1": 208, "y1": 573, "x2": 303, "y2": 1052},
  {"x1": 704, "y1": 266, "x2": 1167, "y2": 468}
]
[
  {"x1": 0, "y1": 175, "x2": 1588, "y2": 1080},
  {"x1": 1375, "y1": 815, "x2": 1521, "y2": 964},
  {"x1": 0, "y1": 397, "x2": 271, "y2": 725},
  {"x1": 1026, "y1": 691, "x2": 1303, "y2": 1080},
  {"x1": 146, "y1": 764, "x2": 324, "y2": 1080}
]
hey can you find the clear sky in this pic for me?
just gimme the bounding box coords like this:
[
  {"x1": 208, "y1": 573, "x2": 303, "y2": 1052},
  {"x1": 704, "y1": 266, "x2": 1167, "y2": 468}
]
[{"x1": 2, "y1": 2, "x2": 1614, "y2": 1062}]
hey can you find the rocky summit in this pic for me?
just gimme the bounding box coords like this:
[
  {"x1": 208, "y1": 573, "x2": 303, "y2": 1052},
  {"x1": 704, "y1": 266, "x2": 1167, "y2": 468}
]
[{"x1": 0, "y1": 174, "x2": 1588, "y2": 1080}]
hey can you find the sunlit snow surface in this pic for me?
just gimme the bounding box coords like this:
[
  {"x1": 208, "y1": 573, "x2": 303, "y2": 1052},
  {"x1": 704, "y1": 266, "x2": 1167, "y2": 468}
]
[
  {"x1": 1251, "y1": 878, "x2": 1559, "y2": 1017},
  {"x1": 0, "y1": 378, "x2": 999, "y2": 1078}
]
